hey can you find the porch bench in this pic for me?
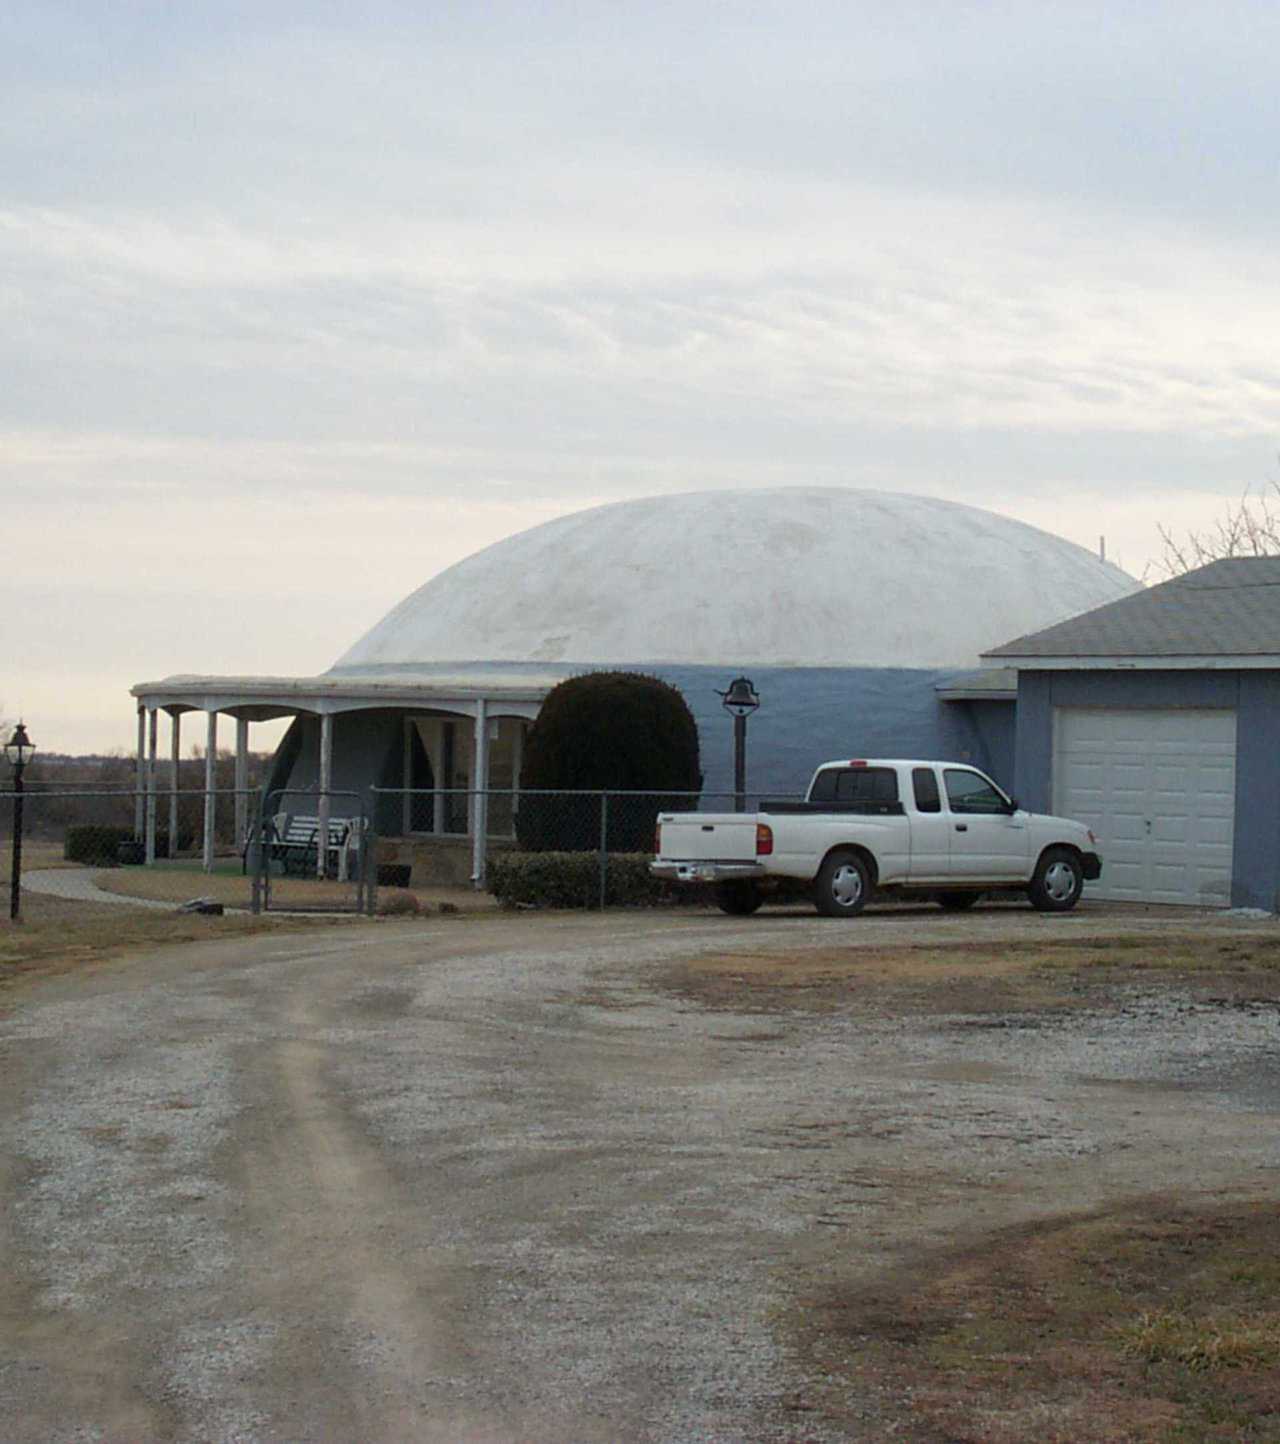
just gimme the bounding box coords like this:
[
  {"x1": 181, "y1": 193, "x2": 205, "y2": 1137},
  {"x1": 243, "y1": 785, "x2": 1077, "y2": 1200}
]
[{"x1": 273, "y1": 814, "x2": 358, "y2": 879}]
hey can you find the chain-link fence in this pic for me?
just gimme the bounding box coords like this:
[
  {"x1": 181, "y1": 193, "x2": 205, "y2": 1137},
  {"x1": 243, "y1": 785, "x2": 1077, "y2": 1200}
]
[
  {"x1": 0, "y1": 787, "x2": 263, "y2": 923},
  {"x1": 371, "y1": 787, "x2": 800, "y2": 909},
  {"x1": 0, "y1": 785, "x2": 803, "y2": 923}
]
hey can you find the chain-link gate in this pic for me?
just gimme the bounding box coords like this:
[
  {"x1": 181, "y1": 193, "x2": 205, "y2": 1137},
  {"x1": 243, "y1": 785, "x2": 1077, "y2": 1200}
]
[{"x1": 253, "y1": 789, "x2": 374, "y2": 914}]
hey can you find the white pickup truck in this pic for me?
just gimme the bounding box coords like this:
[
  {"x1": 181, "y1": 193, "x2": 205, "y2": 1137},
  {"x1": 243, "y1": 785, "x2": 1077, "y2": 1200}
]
[{"x1": 651, "y1": 758, "x2": 1101, "y2": 918}]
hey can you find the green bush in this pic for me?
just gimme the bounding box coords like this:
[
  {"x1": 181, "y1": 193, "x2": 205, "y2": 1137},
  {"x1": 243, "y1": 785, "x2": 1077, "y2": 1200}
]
[
  {"x1": 64, "y1": 824, "x2": 134, "y2": 864},
  {"x1": 516, "y1": 672, "x2": 701, "y2": 852},
  {"x1": 488, "y1": 851, "x2": 684, "y2": 908}
]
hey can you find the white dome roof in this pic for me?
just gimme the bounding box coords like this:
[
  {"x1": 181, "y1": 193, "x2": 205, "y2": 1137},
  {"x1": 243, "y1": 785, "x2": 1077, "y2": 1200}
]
[{"x1": 334, "y1": 488, "x2": 1139, "y2": 672}]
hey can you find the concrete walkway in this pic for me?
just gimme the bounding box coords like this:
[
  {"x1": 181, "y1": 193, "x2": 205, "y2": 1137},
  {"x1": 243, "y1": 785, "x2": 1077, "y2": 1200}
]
[{"x1": 22, "y1": 868, "x2": 204, "y2": 911}]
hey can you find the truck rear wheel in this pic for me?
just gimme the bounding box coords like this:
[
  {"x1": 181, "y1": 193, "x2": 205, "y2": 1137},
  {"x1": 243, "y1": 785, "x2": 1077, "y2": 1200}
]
[
  {"x1": 813, "y1": 850, "x2": 870, "y2": 918},
  {"x1": 1028, "y1": 847, "x2": 1084, "y2": 912},
  {"x1": 715, "y1": 880, "x2": 764, "y2": 916}
]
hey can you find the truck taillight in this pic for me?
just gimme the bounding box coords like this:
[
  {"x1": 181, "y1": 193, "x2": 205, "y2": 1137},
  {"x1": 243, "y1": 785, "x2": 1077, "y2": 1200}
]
[
  {"x1": 653, "y1": 823, "x2": 662, "y2": 855},
  {"x1": 756, "y1": 823, "x2": 773, "y2": 856}
]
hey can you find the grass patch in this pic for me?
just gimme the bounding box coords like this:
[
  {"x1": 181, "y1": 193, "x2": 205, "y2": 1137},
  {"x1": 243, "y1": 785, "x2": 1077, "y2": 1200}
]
[
  {"x1": 661, "y1": 933, "x2": 1280, "y2": 1018},
  {"x1": 0, "y1": 891, "x2": 361, "y2": 996},
  {"x1": 787, "y1": 1199, "x2": 1280, "y2": 1441}
]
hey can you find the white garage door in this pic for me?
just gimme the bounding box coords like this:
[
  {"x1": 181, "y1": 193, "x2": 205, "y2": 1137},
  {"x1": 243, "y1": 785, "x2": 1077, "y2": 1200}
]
[{"x1": 1053, "y1": 708, "x2": 1236, "y2": 906}]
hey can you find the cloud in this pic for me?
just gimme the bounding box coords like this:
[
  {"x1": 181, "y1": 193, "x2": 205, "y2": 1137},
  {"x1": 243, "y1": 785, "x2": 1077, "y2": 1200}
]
[{"x1": 4, "y1": 2, "x2": 1280, "y2": 749}]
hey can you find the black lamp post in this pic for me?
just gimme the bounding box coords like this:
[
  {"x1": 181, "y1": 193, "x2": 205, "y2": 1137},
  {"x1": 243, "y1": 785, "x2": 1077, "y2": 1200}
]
[
  {"x1": 718, "y1": 677, "x2": 760, "y2": 813},
  {"x1": 5, "y1": 722, "x2": 34, "y2": 922}
]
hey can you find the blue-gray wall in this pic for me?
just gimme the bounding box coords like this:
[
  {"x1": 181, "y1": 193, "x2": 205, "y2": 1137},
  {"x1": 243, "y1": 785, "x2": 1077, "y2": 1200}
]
[
  {"x1": 268, "y1": 663, "x2": 1017, "y2": 817},
  {"x1": 1014, "y1": 669, "x2": 1280, "y2": 910}
]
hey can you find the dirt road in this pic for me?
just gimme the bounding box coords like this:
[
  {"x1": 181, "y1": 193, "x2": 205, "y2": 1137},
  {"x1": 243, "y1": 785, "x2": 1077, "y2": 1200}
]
[{"x1": 2, "y1": 904, "x2": 1278, "y2": 1440}]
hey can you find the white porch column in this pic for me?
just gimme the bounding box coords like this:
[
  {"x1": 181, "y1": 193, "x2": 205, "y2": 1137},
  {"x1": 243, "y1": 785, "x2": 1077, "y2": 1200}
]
[
  {"x1": 168, "y1": 711, "x2": 181, "y2": 859},
  {"x1": 471, "y1": 699, "x2": 490, "y2": 887},
  {"x1": 144, "y1": 708, "x2": 158, "y2": 864},
  {"x1": 433, "y1": 719, "x2": 446, "y2": 836},
  {"x1": 134, "y1": 705, "x2": 146, "y2": 839},
  {"x1": 317, "y1": 712, "x2": 333, "y2": 879},
  {"x1": 234, "y1": 716, "x2": 250, "y2": 851},
  {"x1": 203, "y1": 711, "x2": 218, "y2": 873}
]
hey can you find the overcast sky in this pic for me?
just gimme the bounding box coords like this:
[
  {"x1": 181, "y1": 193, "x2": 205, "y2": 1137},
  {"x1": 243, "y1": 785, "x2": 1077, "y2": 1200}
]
[{"x1": 5, "y1": 1, "x2": 1279, "y2": 752}]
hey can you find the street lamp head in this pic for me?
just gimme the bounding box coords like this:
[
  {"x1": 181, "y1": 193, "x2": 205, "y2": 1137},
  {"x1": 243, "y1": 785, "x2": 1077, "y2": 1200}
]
[
  {"x1": 4, "y1": 722, "x2": 34, "y2": 774},
  {"x1": 719, "y1": 676, "x2": 760, "y2": 718}
]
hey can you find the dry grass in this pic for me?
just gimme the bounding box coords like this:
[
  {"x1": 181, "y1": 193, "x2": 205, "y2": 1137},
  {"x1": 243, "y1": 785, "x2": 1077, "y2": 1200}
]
[
  {"x1": 0, "y1": 891, "x2": 360, "y2": 995},
  {"x1": 5, "y1": 840, "x2": 86, "y2": 872},
  {"x1": 788, "y1": 1200, "x2": 1280, "y2": 1441},
  {"x1": 91, "y1": 859, "x2": 495, "y2": 915},
  {"x1": 663, "y1": 933, "x2": 1280, "y2": 1018},
  {"x1": 1114, "y1": 1309, "x2": 1280, "y2": 1372}
]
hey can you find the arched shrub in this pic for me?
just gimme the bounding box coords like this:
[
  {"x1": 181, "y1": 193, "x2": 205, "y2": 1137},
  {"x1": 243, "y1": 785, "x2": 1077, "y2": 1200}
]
[{"x1": 516, "y1": 672, "x2": 701, "y2": 851}]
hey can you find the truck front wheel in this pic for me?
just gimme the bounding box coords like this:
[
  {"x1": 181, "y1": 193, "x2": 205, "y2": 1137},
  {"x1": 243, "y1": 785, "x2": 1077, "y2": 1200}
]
[
  {"x1": 715, "y1": 880, "x2": 764, "y2": 916},
  {"x1": 1028, "y1": 847, "x2": 1084, "y2": 912},
  {"x1": 813, "y1": 850, "x2": 870, "y2": 918}
]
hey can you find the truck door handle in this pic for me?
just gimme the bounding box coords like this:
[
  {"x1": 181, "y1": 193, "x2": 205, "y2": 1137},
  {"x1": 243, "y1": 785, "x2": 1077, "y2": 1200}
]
[
  {"x1": 955, "y1": 823, "x2": 968, "y2": 832},
  {"x1": 701, "y1": 825, "x2": 714, "y2": 832}
]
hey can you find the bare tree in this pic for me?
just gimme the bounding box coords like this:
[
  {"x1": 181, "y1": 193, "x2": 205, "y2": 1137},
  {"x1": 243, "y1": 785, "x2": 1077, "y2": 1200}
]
[{"x1": 1154, "y1": 477, "x2": 1280, "y2": 578}]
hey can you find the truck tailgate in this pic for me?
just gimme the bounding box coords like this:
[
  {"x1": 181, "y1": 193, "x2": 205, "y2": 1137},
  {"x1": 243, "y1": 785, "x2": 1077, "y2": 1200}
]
[{"x1": 657, "y1": 814, "x2": 757, "y2": 862}]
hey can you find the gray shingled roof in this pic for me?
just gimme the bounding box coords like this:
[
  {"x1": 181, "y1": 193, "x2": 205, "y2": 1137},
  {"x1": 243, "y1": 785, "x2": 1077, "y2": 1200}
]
[{"x1": 984, "y1": 556, "x2": 1280, "y2": 659}]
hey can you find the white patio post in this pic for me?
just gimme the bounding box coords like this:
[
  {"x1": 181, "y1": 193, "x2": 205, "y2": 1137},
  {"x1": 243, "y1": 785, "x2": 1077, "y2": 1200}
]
[
  {"x1": 317, "y1": 712, "x2": 333, "y2": 879},
  {"x1": 234, "y1": 716, "x2": 249, "y2": 851},
  {"x1": 433, "y1": 719, "x2": 445, "y2": 836},
  {"x1": 144, "y1": 707, "x2": 158, "y2": 864},
  {"x1": 203, "y1": 711, "x2": 218, "y2": 873},
  {"x1": 471, "y1": 699, "x2": 490, "y2": 887},
  {"x1": 134, "y1": 704, "x2": 146, "y2": 840},
  {"x1": 168, "y1": 711, "x2": 181, "y2": 859}
]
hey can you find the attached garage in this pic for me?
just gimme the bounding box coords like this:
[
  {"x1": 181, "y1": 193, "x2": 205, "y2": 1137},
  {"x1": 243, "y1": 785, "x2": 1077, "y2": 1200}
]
[
  {"x1": 986, "y1": 557, "x2": 1280, "y2": 912},
  {"x1": 1052, "y1": 707, "x2": 1235, "y2": 905}
]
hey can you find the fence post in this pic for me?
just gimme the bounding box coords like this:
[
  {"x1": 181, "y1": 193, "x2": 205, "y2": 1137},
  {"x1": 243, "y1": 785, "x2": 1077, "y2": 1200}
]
[
  {"x1": 360, "y1": 791, "x2": 376, "y2": 916},
  {"x1": 249, "y1": 790, "x2": 263, "y2": 915},
  {"x1": 598, "y1": 792, "x2": 608, "y2": 910}
]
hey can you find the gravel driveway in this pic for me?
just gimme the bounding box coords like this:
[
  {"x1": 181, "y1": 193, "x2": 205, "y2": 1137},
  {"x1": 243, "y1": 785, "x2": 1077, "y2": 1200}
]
[{"x1": 2, "y1": 903, "x2": 1278, "y2": 1441}]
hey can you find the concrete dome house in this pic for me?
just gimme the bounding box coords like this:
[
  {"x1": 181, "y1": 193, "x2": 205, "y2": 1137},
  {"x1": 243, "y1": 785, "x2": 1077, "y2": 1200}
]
[{"x1": 132, "y1": 488, "x2": 1138, "y2": 878}]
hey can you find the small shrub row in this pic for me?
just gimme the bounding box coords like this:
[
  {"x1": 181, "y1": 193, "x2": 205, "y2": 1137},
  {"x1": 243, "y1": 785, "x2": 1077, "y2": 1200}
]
[
  {"x1": 487, "y1": 851, "x2": 681, "y2": 909},
  {"x1": 64, "y1": 825, "x2": 197, "y2": 864},
  {"x1": 64, "y1": 824, "x2": 134, "y2": 863}
]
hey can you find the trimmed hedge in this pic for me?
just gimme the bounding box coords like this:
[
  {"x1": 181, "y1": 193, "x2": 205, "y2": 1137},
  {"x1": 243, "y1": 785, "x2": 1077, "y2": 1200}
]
[
  {"x1": 488, "y1": 851, "x2": 679, "y2": 909},
  {"x1": 64, "y1": 825, "x2": 134, "y2": 864},
  {"x1": 517, "y1": 672, "x2": 701, "y2": 852}
]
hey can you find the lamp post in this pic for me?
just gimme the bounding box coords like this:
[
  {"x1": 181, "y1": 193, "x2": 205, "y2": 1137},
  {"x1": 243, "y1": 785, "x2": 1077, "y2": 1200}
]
[
  {"x1": 718, "y1": 677, "x2": 760, "y2": 813},
  {"x1": 5, "y1": 722, "x2": 34, "y2": 922}
]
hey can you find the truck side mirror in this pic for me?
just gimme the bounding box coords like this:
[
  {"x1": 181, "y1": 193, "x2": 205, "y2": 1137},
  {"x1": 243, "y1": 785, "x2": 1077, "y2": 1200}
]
[{"x1": 1004, "y1": 797, "x2": 1020, "y2": 815}]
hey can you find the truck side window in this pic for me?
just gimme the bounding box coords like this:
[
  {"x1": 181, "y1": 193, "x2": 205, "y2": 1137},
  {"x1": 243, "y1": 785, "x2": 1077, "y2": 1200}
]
[
  {"x1": 944, "y1": 768, "x2": 1007, "y2": 815},
  {"x1": 912, "y1": 767, "x2": 941, "y2": 813}
]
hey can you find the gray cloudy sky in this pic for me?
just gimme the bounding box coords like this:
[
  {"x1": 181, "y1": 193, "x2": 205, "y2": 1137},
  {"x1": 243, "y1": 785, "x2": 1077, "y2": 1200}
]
[{"x1": 4, "y1": 1, "x2": 1278, "y2": 751}]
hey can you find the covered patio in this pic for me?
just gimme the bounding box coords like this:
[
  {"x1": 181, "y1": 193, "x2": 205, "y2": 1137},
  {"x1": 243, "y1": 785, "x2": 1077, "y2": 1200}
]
[{"x1": 129, "y1": 673, "x2": 550, "y2": 884}]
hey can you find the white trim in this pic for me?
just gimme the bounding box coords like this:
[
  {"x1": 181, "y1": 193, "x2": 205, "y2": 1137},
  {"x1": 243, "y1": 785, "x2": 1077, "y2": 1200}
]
[
  {"x1": 145, "y1": 707, "x2": 158, "y2": 865},
  {"x1": 203, "y1": 712, "x2": 217, "y2": 873},
  {"x1": 983, "y1": 653, "x2": 1280, "y2": 671},
  {"x1": 471, "y1": 700, "x2": 489, "y2": 886},
  {"x1": 317, "y1": 714, "x2": 333, "y2": 880},
  {"x1": 168, "y1": 710, "x2": 180, "y2": 860}
]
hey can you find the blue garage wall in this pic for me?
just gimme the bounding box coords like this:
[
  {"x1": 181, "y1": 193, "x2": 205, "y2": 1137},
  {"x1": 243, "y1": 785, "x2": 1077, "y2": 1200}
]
[
  {"x1": 1013, "y1": 669, "x2": 1280, "y2": 910},
  {"x1": 1233, "y1": 673, "x2": 1280, "y2": 911}
]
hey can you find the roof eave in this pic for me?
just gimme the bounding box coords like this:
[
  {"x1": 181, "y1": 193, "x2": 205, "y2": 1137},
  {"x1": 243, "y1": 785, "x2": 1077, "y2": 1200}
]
[{"x1": 979, "y1": 653, "x2": 1280, "y2": 671}]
